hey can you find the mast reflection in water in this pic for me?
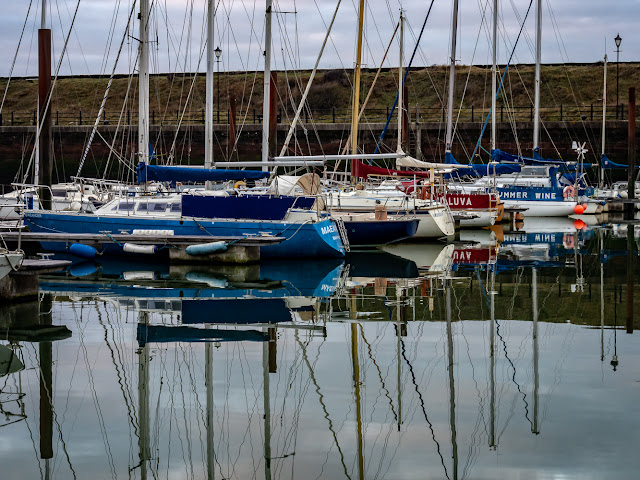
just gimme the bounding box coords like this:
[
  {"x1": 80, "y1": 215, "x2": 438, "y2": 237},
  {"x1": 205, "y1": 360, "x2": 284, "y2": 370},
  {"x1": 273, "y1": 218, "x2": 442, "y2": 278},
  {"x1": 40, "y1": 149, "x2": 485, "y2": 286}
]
[{"x1": 0, "y1": 225, "x2": 639, "y2": 479}]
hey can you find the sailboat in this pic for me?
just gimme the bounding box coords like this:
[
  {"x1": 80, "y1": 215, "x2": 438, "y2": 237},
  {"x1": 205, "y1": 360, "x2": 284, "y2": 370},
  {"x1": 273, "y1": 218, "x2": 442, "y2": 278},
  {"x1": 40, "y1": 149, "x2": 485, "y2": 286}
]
[
  {"x1": 269, "y1": 4, "x2": 456, "y2": 239},
  {"x1": 446, "y1": 0, "x2": 580, "y2": 217},
  {"x1": 0, "y1": 1, "x2": 109, "y2": 221},
  {"x1": 24, "y1": 0, "x2": 346, "y2": 259}
]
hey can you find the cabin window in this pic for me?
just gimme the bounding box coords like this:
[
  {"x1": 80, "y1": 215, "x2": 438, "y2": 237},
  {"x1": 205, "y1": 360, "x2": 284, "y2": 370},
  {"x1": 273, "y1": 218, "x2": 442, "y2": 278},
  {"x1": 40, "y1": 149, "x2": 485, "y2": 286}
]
[
  {"x1": 137, "y1": 203, "x2": 149, "y2": 212},
  {"x1": 118, "y1": 202, "x2": 135, "y2": 211},
  {"x1": 170, "y1": 203, "x2": 181, "y2": 213},
  {"x1": 52, "y1": 190, "x2": 66, "y2": 198},
  {"x1": 150, "y1": 203, "x2": 167, "y2": 212}
]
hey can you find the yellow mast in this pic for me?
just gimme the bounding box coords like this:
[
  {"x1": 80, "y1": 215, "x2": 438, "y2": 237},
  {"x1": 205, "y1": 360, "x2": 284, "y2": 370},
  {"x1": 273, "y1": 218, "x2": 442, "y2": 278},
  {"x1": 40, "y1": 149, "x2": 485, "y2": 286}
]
[{"x1": 350, "y1": 0, "x2": 366, "y2": 160}]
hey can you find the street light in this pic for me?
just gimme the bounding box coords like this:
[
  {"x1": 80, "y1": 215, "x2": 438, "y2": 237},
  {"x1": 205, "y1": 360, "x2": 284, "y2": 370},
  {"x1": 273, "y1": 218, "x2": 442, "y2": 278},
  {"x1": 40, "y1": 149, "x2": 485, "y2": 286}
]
[
  {"x1": 214, "y1": 46, "x2": 222, "y2": 123},
  {"x1": 615, "y1": 34, "x2": 622, "y2": 119}
]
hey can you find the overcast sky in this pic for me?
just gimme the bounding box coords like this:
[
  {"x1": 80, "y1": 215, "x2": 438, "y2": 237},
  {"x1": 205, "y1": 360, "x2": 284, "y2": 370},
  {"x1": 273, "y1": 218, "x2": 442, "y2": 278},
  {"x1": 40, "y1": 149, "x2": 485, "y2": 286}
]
[{"x1": 0, "y1": 0, "x2": 637, "y2": 78}]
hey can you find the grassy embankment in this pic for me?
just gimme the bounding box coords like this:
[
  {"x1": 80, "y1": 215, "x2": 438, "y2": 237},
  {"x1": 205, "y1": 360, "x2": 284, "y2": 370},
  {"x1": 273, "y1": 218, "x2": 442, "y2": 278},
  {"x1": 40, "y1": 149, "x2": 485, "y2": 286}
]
[{"x1": 1, "y1": 63, "x2": 638, "y2": 124}]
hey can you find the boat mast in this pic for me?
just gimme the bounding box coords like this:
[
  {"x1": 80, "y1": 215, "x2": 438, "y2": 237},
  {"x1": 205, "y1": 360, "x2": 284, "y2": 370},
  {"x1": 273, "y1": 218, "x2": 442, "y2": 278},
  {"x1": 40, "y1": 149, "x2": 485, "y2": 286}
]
[
  {"x1": 205, "y1": 330, "x2": 215, "y2": 480},
  {"x1": 261, "y1": 0, "x2": 273, "y2": 171},
  {"x1": 601, "y1": 54, "x2": 608, "y2": 187},
  {"x1": 263, "y1": 327, "x2": 272, "y2": 480},
  {"x1": 532, "y1": 268, "x2": 540, "y2": 435},
  {"x1": 445, "y1": 0, "x2": 459, "y2": 153},
  {"x1": 351, "y1": 323, "x2": 364, "y2": 480},
  {"x1": 446, "y1": 283, "x2": 458, "y2": 480},
  {"x1": 350, "y1": 0, "x2": 366, "y2": 157},
  {"x1": 396, "y1": 10, "x2": 404, "y2": 154},
  {"x1": 138, "y1": 0, "x2": 150, "y2": 166},
  {"x1": 532, "y1": 0, "x2": 542, "y2": 152},
  {"x1": 138, "y1": 312, "x2": 151, "y2": 480},
  {"x1": 205, "y1": 0, "x2": 215, "y2": 177},
  {"x1": 489, "y1": 266, "x2": 497, "y2": 449},
  {"x1": 491, "y1": 0, "x2": 498, "y2": 152}
]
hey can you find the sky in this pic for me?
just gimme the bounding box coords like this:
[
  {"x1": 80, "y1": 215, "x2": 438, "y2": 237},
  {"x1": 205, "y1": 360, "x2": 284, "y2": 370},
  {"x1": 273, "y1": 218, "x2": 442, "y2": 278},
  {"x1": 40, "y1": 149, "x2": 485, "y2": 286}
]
[{"x1": 0, "y1": 0, "x2": 637, "y2": 79}]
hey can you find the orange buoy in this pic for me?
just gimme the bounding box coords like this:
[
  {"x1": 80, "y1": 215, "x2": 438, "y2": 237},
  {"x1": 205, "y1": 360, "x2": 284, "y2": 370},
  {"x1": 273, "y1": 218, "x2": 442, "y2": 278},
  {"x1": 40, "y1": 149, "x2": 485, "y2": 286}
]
[
  {"x1": 573, "y1": 204, "x2": 585, "y2": 215},
  {"x1": 573, "y1": 219, "x2": 587, "y2": 230}
]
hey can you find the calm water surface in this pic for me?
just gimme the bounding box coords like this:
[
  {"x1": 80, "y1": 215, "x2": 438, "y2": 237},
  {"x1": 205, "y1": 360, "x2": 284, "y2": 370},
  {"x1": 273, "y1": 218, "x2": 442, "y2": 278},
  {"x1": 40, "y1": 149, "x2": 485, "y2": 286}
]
[{"x1": 1, "y1": 222, "x2": 639, "y2": 479}]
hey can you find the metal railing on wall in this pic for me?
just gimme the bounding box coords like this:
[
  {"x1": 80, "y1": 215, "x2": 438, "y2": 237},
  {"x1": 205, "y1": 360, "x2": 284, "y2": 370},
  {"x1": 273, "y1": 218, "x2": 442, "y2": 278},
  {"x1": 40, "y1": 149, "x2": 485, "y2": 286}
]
[{"x1": 0, "y1": 104, "x2": 636, "y2": 127}]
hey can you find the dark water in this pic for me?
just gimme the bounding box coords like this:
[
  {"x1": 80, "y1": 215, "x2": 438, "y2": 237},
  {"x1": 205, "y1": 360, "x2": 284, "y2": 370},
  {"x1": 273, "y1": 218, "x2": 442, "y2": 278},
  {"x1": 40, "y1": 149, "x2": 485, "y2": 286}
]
[{"x1": 1, "y1": 221, "x2": 639, "y2": 479}]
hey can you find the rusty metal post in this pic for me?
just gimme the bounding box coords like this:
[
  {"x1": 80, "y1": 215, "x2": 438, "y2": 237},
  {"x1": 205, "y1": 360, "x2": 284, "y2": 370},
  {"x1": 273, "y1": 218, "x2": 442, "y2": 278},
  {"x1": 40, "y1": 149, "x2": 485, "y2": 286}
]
[
  {"x1": 268, "y1": 328, "x2": 277, "y2": 373},
  {"x1": 626, "y1": 87, "x2": 636, "y2": 219},
  {"x1": 229, "y1": 96, "x2": 237, "y2": 156},
  {"x1": 38, "y1": 28, "x2": 52, "y2": 209},
  {"x1": 626, "y1": 225, "x2": 634, "y2": 334},
  {"x1": 402, "y1": 84, "x2": 409, "y2": 151},
  {"x1": 39, "y1": 294, "x2": 53, "y2": 460},
  {"x1": 268, "y1": 71, "x2": 278, "y2": 157}
]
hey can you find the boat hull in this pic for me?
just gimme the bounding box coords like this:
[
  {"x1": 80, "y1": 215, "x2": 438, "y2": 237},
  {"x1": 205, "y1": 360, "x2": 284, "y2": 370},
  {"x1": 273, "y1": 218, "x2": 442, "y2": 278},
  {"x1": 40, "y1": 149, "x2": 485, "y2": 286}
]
[
  {"x1": 0, "y1": 252, "x2": 24, "y2": 281},
  {"x1": 342, "y1": 218, "x2": 419, "y2": 247},
  {"x1": 500, "y1": 199, "x2": 577, "y2": 217},
  {"x1": 24, "y1": 212, "x2": 345, "y2": 259}
]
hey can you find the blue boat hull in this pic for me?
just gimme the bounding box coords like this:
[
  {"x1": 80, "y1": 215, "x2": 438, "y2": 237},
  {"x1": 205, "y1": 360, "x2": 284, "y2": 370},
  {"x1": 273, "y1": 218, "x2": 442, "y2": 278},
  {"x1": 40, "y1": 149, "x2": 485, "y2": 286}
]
[
  {"x1": 24, "y1": 212, "x2": 345, "y2": 259},
  {"x1": 343, "y1": 219, "x2": 419, "y2": 247}
]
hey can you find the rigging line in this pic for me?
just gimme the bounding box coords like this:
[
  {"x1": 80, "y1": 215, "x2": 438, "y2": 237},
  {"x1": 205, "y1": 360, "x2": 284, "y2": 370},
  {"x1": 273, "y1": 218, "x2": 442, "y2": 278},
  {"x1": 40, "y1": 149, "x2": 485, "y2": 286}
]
[
  {"x1": 101, "y1": 300, "x2": 140, "y2": 436},
  {"x1": 469, "y1": 0, "x2": 535, "y2": 163},
  {"x1": 452, "y1": 284, "x2": 486, "y2": 480},
  {"x1": 400, "y1": 337, "x2": 450, "y2": 479},
  {"x1": 20, "y1": 0, "x2": 84, "y2": 184},
  {"x1": 76, "y1": 303, "x2": 119, "y2": 480},
  {"x1": 0, "y1": 0, "x2": 34, "y2": 114},
  {"x1": 337, "y1": 20, "x2": 399, "y2": 160},
  {"x1": 451, "y1": 0, "x2": 492, "y2": 162},
  {"x1": 38, "y1": 304, "x2": 79, "y2": 479},
  {"x1": 295, "y1": 333, "x2": 352, "y2": 480},
  {"x1": 494, "y1": 318, "x2": 534, "y2": 430},
  {"x1": 278, "y1": 0, "x2": 342, "y2": 157},
  {"x1": 20, "y1": 344, "x2": 45, "y2": 479},
  {"x1": 373, "y1": 0, "x2": 437, "y2": 155},
  {"x1": 360, "y1": 324, "x2": 397, "y2": 480},
  {"x1": 77, "y1": 0, "x2": 138, "y2": 177},
  {"x1": 545, "y1": 0, "x2": 598, "y2": 162},
  {"x1": 167, "y1": 43, "x2": 207, "y2": 163},
  {"x1": 358, "y1": 324, "x2": 398, "y2": 421},
  {"x1": 219, "y1": 0, "x2": 261, "y2": 155}
]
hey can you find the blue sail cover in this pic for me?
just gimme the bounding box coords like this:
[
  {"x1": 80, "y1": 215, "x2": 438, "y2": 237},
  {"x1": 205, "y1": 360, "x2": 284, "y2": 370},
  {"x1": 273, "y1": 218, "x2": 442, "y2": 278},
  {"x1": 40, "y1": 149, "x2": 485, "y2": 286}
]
[
  {"x1": 491, "y1": 149, "x2": 591, "y2": 172},
  {"x1": 445, "y1": 152, "x2": 521, "y2": 178},
  {"x1": 181, "y1": 194, "x2": 315, "y2": 220},
  {"x1": 136, "y1": 162, "x2": 271, "y2": 184},
  {"x1": 601, "y1": 154, "x2": 638, "y2": 169}
]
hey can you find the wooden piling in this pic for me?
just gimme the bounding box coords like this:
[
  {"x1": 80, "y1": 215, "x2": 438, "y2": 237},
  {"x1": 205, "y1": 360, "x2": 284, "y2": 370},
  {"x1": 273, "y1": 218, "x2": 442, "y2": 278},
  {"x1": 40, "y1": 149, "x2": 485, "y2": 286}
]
[
  {"x1": 38, "y1": 28, "x2": 53, "y2": 209},
  {"x1": 402, "y1": 84, "x2": 409, "y2": 151},
  {"x1": 229, "y1": 96, "x2": 237, "y2": 155},
  {"x1": 626, "y1": 87, "x2": 636, "y2": 219},
  {"x1": 626, "y1": 225, "x2": 634, "y2": 334},
  {"x1": 268, "y1": 71, "x2": 278, "y2": 157}
]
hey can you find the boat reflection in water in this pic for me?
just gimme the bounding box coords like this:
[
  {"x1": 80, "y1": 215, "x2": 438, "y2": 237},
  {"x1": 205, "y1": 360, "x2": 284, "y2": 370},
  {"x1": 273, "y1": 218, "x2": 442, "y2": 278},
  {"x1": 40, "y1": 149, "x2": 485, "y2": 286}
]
[{"x1": 1, "y1": 227, "x2": 639, "y2": 480}]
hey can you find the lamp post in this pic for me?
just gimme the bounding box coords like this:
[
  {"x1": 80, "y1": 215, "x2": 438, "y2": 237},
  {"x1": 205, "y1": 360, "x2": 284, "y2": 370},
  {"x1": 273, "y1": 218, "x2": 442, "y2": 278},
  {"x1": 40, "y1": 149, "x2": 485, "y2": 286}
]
[
  {"x1": 214, "y1": 46, "x2": 222, "y2": 123},
  {"x1": 615, "y1": 34, "x2": 622, "y2": 119}
]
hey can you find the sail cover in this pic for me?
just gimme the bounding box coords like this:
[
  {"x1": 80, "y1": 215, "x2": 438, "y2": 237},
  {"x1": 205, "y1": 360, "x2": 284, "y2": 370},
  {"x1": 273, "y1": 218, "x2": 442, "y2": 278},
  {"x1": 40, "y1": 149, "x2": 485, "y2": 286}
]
[
  {"x1": 445, "y1": 152, "x2": 521, "y2": 177},
  {"x1": 396, "y1": 156, "x2": 461, "y2": 173},
  {"x1": 137, "y1": 162, "x2": 270, "y2": 184},
  {"x1": 352, "y1": 159, "x2": 434, "y2": 179}
]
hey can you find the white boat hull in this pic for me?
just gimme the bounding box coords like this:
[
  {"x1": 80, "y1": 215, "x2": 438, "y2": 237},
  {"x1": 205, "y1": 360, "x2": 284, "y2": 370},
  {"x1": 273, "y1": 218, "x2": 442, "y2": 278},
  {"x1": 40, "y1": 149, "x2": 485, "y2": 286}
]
[
  {"x1": 415, "y1": 206, "x2": 455, "y2": 238},
  {"x1": 0, "y1": 252, "x2": 24, "y2": 281},
  {"x1": 503, "y1": 199, "x2": 577, "y2": 217},
  {"x1": 458, "y1": 209, "x2": 496, "y2": 228}
]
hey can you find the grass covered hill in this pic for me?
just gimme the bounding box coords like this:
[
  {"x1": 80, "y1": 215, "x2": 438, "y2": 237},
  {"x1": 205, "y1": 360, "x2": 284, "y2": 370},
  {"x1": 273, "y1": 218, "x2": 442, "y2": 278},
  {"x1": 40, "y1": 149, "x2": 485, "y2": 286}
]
[{"x1": 0, "y1": 63, "x2": 638, "y2": 123}]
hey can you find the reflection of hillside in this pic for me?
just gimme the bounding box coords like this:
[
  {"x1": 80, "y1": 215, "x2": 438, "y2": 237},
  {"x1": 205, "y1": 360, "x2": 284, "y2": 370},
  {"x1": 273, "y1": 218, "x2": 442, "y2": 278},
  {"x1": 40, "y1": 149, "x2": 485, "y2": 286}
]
[{"x1": 330, "y1": 270, "x2": 640, "y2": 330}]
